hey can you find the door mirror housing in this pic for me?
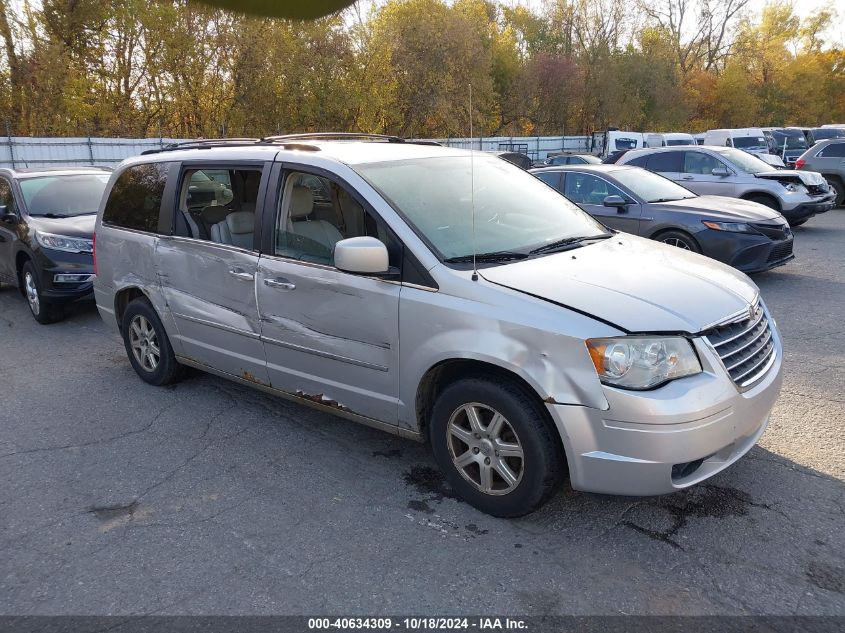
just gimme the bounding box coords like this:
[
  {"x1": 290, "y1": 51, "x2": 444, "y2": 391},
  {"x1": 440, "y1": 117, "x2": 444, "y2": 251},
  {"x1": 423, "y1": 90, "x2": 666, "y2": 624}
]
[
  {"x1": 603, "y1": 195, "x2": 628, "y2": 207},
  {"x1": 0, "y1": 206, "x2": 17, "y2": 223},
  {"x1": 711, "y1": 167, "x2": 730, "y2": 177},
  {"x1": 334, "y1": 236, "x2": 390, "y2": 275}
]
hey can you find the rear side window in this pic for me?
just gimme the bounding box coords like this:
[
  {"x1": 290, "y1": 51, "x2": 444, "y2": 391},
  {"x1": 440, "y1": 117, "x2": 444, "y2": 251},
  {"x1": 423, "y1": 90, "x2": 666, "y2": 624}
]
[
  {"x1": 103, "y1": 163, "x2": 169, "y2": 233},
  {"x1": 646, "y1": 151, "x2": 682, "y2": 172},
  {"x1": 625, "y1": 155, "x2": 649, "y2": 168},
  {"x1": 535, "y1": 171, "x2": 562, "y2": 190},
  {"x1": 819, "y1": 143, "x2": 845, "y2": 158}
]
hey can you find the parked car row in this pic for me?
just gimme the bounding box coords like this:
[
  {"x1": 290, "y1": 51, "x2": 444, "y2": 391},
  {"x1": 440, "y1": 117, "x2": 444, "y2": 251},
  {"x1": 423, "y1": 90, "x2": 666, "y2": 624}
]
[
  {"x1": 589, "y1": 125, "x2": 845, "y2": 172},
  {"x1": 0, "y1": 135, "x2": 791, "y2": 517}
]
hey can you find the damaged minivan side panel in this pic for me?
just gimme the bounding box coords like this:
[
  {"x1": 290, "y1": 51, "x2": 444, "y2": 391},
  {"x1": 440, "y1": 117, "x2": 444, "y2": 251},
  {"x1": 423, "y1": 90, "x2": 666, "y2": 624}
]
[{"x1": 397, "y1": 268, "x2": 622, "y2": 431}]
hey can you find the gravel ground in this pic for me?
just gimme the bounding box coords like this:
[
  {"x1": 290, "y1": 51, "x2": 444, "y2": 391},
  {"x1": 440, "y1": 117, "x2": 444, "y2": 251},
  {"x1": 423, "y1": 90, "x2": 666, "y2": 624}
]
[{"x1": 0, "y1": 210, "x2": 843, "y2": 616}]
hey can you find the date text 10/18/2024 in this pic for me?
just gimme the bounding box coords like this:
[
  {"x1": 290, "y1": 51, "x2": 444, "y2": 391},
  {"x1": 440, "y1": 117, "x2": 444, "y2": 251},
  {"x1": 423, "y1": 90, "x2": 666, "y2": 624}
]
[{"x1": 308, "y1": 618, "x2": 528, "y2": 630}]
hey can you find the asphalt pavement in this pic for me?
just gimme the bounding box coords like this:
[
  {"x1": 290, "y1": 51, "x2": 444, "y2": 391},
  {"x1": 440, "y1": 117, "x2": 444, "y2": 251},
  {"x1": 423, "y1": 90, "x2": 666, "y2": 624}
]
[{"x1": 1, "y1": 211, "x2": 843, "y2": 616}]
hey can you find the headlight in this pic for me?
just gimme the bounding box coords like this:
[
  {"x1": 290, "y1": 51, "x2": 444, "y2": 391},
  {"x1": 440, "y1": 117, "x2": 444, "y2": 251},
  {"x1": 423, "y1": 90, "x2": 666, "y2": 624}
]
[
  {"x1": 781, "y1": 182, "x2": 805, "y2": 193},
  {"x1": 702, "y1": 221, "x2": 758, "y2": 234},
  {"x1": 35, "y1": 231, "x2": 93, "y2": 254},
  {"x1": 585, "y1": 337, "x2": 702, "y2": 390}
]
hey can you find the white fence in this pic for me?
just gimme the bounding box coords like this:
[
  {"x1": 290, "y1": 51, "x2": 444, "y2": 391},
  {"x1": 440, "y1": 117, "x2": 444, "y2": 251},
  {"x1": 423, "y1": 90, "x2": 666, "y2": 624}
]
[
  {"x1": 0, "y1": 137, "x2": 190, "y2": 168},
  {"x1": 0, "y1": 135, "x2": 591, "y2": 168}
]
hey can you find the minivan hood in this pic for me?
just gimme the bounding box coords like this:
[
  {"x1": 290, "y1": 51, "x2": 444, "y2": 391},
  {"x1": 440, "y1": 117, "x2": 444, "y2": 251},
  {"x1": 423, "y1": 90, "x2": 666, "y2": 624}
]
[
  {"x1": 25, "y1": 214, "x2": 95, "y2": 239},
  {"x1": 480, "y1": 235, "x2": 757, "y2": 333},
  {"x1": 755, "y1": 169, "x2": 826, "y2": 187},
  {"x1": 661, "y1": 195, "x2": 783, "y2": 222}
]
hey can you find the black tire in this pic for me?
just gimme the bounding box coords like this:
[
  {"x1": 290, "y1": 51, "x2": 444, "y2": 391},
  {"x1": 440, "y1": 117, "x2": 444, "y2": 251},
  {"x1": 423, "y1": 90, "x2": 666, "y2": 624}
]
[
  {"x1": 21, "y1": 261, "x2": 64, "y2": 324},
  {"x1": 790, "y1": 218, "x2": 808, "y2": 227},
  {"x1": 746, "y1": 194, "x2": 780, "y2": 211},
  {"x1": 121, "y1": 297, "x2": 185, "y2": 386},
  {"x1": 829, "y1": 180, "x2": 844, "y2": 207},
  {"x1": 428, "y1": 376, "x2": 565, "y2": 517},
  {"x1": 655, "y1": 230, "x2": 700, "y2": 253}
]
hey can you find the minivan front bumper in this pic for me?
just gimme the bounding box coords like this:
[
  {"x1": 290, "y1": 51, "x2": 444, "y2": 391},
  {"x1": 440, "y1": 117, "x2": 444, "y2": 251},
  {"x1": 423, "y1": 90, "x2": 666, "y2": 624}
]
[{"x1": 547, "y1": 336, "x2": 783, "y2": 496}]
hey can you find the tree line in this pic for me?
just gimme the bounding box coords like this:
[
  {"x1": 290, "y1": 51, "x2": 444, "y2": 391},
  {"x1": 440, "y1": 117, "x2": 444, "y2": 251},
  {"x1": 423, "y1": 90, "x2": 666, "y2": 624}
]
[{"x1": 0, "y1": 0, "x2": 842, "y2": 139}]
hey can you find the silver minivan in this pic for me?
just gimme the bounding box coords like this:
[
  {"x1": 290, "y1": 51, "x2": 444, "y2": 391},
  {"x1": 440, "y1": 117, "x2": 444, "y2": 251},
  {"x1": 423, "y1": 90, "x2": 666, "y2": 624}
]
[
  {"x1": 93, "y1": 136, "x2": 783, "y2": 517},
  {"x1": 619, "y1": 145, "x2": 836, "y2": 226}
]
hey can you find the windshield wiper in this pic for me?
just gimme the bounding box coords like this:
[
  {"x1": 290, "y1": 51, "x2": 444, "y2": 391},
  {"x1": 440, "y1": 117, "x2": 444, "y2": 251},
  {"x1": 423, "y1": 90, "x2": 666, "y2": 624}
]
[
  {"x1": 444, "y1": 251, "x2": 529, "y2": 263},
  {"x1": 529, "y1": 233, "x2": 612, "y2": 255},
  {"x1": 30, "y1": 212, "x2": 70, "y2": 218}
]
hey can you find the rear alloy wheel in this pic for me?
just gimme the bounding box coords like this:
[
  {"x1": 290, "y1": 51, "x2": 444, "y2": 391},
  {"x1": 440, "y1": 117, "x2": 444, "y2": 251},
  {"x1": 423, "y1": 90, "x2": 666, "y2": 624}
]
[
  {"x1": 429, "y1": 376, "x2": 564, "y2": 517},
  {"x1": 657, "y1": 230, "x2": 700, "y2": 253},
  {"x1": 121, "y1": 297, "x2": 185, "y2": 386},
  {"x1": 21, "y1": 261, "x2": 63, "y2": 324}
]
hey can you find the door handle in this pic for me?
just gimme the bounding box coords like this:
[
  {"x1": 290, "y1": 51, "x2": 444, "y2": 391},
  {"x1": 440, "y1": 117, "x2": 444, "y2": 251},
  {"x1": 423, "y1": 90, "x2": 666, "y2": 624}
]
[
  {"x1": 264, "y1": 277, "x2": 296, "y2": 291},
  {"x1": 228, "y1": 267, "x2": 254, "y2": 282}
]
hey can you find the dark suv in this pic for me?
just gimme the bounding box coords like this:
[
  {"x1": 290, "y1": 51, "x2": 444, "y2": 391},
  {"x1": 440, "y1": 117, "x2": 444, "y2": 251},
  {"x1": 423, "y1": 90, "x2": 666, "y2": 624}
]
[{"x1": 0, "y1": 168, "x2": 111, "y2": 323}]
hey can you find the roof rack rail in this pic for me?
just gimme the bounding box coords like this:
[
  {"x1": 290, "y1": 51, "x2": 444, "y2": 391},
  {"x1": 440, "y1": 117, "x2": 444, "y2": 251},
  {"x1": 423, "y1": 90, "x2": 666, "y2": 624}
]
[
  {"x1": 261, "y1": 132, "x2": 406, "y2": 143},
  {"x1": 141, "y1": 138, "x2": 260, "y2": 155}
]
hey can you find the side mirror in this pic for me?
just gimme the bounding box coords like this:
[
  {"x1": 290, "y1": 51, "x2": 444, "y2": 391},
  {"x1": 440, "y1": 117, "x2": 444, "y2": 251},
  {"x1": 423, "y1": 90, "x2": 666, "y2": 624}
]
[
  {"x1": 334, "y1": 236, "x2": 390, "y2": 275},
  {"x1": 711, "y1": 167, "x2": 730, "y2": 177},
  {"x1": 0, "y1": 206, "x2": 17, "y2": 223},
  {"x1": 603, "y1": 195, "x2": 628, "y2": 207}
]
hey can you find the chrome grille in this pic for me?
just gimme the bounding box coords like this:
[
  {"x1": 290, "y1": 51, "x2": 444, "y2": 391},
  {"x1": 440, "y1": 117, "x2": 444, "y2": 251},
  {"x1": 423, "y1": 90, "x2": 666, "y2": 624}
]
[{"x1": 705, "y1": 301, "x2": 776, "y2": 388}]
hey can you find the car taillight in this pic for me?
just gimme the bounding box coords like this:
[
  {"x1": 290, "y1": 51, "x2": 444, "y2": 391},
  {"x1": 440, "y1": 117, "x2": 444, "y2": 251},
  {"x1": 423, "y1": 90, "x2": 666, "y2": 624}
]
[
  {"x1": 92, "y1": 232, "x2": 97, "y2": 275},
  {"x1": 795, "y1": 159, "x2": 806, "y2": 169}
]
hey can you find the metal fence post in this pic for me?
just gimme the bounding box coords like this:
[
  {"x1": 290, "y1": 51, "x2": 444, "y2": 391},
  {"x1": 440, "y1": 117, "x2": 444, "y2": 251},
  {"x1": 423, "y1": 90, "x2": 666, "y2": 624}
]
[
  {"x1": 5, "y1": 122, "x2": 15, "y2": 169},
  {"x1": 87, "y1": 135, "x2": 95, "y2": 165}
]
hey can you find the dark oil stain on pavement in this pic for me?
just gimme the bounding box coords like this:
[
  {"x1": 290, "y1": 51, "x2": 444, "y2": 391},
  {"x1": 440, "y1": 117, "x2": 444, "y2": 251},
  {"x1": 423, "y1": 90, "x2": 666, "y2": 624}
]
[
  {"x1": 88, "y1": 500, "x2": 139, "y2": 521},
  {"x1": 407, "y1": 499, "x2": 434, "y2": 514},
  {"x1": 403, "y1": 465, "x2": 458, "y2": 503},
  {"x1": 622, "y1": 485, "x2": 772, "y2": 550},
  {"x1": 372, "y1": 448, "x2": 403, "y2": 459},
  {"x1": 806, "y1": 561, "x2": 845, "y2": 595}
]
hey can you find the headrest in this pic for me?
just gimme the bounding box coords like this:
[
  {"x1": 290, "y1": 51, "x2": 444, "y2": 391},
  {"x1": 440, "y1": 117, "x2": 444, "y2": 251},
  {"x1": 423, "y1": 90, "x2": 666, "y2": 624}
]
[
  {"x1": 289, "y1": 186, "x2": 314, "y2": 220},
  {"x1": 201, "y1": 204, "x2": 229, "y2": 224},
  {"x1": 226, "y1": 211, "x2": 254, "y2": 235}
]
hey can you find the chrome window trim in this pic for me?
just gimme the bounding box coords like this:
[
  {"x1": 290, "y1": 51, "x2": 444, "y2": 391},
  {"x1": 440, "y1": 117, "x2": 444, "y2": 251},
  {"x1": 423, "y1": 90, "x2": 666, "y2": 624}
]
[{"x1": 160, "y1": 233, "x2": 258, "y2": 256}]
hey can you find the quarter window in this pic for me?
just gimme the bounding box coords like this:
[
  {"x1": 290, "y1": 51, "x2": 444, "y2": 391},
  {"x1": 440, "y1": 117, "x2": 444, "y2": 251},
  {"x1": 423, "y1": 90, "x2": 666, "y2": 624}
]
[
  {"x1": 275, "y1": 171, "x2": 399, "y2": 267},
  {"x1": 535, "y1": 171, "x2": 562, "y2": 190},
  {"x1": 103, "y1": 163, "x2": 169, "y2": 233},
  {"x1": 819, "y1": 143, "x2": 845, "y2": 158},
  {"x1": 683, "y1": 152, "x2": 725, "y2": 175}
]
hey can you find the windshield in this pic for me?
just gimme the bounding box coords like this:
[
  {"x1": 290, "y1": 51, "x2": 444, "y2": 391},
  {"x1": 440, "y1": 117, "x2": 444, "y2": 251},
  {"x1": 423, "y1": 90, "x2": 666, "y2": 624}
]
[
  {"x1": 20, "y1": 174, "x2": 110, "y2": 217},
  {"x1": 772, "y1": 132, "x2": 808, "y2": 150},
  {"x1": 666, "y1": 139, "x2": 694, "y2": 146},
  {"x1": 614, "y1": 138, "x2": 639, "y2": 150},
  {"x1": 611, "y1": 168, "x2": 696, "y2": 203},
  {"x1": 812, "y1": 128, "x2": 845, "y2": 140},
  {"x1": 711, "y1": 147, "x2": 773, "y2": 173},
  {"x1": 731, "y1": 136, "x2": 768, "y2": 150},
  {"x1": 355, "y1": 155, "x2": 606, "y2": 260}
]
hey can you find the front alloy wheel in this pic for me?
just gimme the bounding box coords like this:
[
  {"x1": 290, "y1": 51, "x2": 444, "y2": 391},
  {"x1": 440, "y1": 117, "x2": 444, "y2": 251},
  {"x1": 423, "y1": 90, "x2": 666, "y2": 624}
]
[
  {"x1": 447, "y1": 403, "x2": 524, "y2": 495},
  {"x1": 429, "y1": 376, "x2": 565, "y2": 517},
  {"x1": 24, "y1": 270, "x2": 40, "y2": 317}
]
